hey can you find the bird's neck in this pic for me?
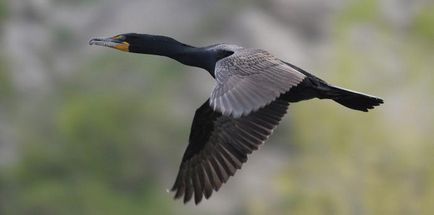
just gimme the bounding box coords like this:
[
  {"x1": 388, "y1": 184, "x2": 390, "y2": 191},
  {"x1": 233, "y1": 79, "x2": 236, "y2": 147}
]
[{"x1": 130, "y1": 36, "x2": 215, "y2": 73}]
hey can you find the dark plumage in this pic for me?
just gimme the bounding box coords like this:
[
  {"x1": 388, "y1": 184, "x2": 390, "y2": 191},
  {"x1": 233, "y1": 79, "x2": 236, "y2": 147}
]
[{"x1": 89, "y1": 33, "x2": 384, "y2": 204}]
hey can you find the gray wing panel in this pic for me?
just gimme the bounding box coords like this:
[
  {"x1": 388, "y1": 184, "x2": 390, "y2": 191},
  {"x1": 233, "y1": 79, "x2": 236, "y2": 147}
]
[{"x1": 210, "y1": 49, "x2": 305, "y2": 117}]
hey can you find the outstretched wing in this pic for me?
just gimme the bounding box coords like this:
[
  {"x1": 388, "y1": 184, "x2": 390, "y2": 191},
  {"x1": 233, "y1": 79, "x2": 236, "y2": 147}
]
[
  {"x1": 210, "y1": 49, "x2": 305, "y2": 117},
  {"x1": 171, "y1": 97, "x2": 290, "y2": 204}
]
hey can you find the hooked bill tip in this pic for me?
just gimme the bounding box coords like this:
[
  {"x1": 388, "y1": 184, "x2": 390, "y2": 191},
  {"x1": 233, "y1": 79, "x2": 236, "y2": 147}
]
[
  {"x1": 88, "y1": 38, "x2": 98, "y2": 45},
  {"x1": 89, "y1": 37, "x2": 105, "y2": 46}
]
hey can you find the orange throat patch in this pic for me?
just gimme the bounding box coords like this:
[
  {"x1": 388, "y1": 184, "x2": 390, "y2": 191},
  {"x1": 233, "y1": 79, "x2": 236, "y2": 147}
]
[{"x1": 114, "y1": 42, "x2": 129, "y2": 52}]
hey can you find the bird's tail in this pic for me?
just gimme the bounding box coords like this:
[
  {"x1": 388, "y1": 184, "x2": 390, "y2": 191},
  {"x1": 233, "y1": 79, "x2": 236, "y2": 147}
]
[{"x1": 323, "y1": 86, "x2": 384, "y2": 112}]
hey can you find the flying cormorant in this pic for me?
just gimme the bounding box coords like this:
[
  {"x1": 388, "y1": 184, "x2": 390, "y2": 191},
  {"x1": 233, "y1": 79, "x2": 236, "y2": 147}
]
[{"x1": 89, "y1": 33, "x2": 383, "y2": 204}]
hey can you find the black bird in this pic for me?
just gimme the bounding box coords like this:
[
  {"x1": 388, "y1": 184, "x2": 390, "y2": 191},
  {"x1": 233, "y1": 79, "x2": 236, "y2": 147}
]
[{"x1": 89, "y1": 33, "x2": 383, "y2": 204}]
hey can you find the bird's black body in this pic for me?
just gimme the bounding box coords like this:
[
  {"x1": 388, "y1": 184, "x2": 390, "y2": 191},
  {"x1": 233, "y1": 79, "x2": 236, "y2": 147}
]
[{"x1": 89, "y1": 33, "x2": 384, "y2": 204}]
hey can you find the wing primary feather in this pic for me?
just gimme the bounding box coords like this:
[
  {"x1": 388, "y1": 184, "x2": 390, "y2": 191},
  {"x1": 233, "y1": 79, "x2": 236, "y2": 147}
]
[
  {"x1": 173, "y1": 170, "x2": 186, "y2": 199},
  {"x1": 239, "y1": 120, "x2": 270, "y2": 137},
  {"x1": 219, "y1": 130, "x2": 248, "y2": 160},
  {"x1": 217, "y1": 144, "x2": 242, "y2": 169},
  {"x1": 199, "y1": 164, "x2": 214, "y2": 199},
  {"x1": 192, "y1": 165, "x2": 203, "y2": 204},
  {"x1": 220, "y1": 131, "x2": 250, "y2": 158},
  {"x1": 232, "y1": 131, "x2": 259, "y2": 150},
  {"x1": 247, "y1": 115, "x2": 275, "y2": 130},
  {"x1": 209, "y1": 155, "x2": 228, "y2": 185},
  {"x1": 236, "y1": 125, "x2": 264, "y2": 144},
  {"x1": 231, "y1": 137, "x2": 255, "y2": 154},
  {"x1": 183, "y1": 167, "x2": 194, "y2": 203},
  {"x1": 203, "y1": 159, "x2": 222, "y2": 190},
  {"x1": 214, "y1": 149, "x2": 236, "y2": 177}
]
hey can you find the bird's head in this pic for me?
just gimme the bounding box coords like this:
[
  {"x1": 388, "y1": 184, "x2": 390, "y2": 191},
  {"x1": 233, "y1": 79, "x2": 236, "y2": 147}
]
[
  {"x1": 89, "y1": 33, "x2": 214, "y2": 70},
  {"x1": 89, "y1": 33, "x2": 148, "y2": 52},
  {"x1": 89, "y1": 33, "x2": 187, "y2": 54}
]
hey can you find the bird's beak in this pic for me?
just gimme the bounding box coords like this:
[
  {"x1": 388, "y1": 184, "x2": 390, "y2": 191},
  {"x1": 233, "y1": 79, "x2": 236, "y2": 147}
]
[{"x1": 89, "y1": 36, "x2": 129, "y2": 52}]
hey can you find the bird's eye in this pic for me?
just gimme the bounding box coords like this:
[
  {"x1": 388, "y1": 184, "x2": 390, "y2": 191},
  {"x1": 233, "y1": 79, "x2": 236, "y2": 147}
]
[{"x1": 112, "y1": 35, "x2": 125, "y2": 40}]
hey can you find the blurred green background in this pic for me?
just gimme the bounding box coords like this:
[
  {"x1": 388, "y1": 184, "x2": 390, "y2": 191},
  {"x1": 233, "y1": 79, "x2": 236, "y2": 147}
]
[{"x1": 0, "y1": 0, "x2": 433, "y2": 214}]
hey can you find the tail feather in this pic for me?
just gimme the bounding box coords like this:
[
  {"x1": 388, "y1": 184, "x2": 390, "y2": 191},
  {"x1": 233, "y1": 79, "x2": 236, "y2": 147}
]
[{"x1": 325, "y1": 86, "x2": 384, "y2": 112}]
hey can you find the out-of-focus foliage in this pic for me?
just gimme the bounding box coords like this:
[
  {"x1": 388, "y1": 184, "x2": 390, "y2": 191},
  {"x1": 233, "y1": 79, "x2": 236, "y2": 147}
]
[
  {"x1": 1, "y1": 0, "x2": 433, "y2": 215},
  {"x1": 273, "y1": 1, "x2": 434, "y2": 214},
  {"x1": 0, "y1": 57, "x2": 12, "y2": 100},
  {"x1": 0, "y1": 1, "x2": 7, "y2": 22},
  {"x1": 413, "y1": 5, "x2": 434, "y2": 43}
]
